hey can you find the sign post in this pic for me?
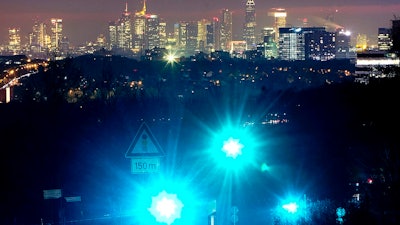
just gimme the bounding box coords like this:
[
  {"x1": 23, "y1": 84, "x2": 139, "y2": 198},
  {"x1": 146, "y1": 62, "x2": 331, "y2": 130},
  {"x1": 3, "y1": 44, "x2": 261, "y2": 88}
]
[{"x1": 125, "y1": 122, "x2": 165, "y2": 173}]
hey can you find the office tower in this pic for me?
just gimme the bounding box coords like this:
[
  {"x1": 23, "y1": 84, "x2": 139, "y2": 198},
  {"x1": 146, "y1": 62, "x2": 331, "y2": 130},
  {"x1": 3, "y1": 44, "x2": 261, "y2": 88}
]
[
  {"x1": 159, "y1": 20, "x2": 167, "y2": 48},
  {"x1": 356, "y1": 33, "x2": 368, "y2": 52},
  {"x1": 133, "y1": 1, "x2": 147, "y2": 54},
  {"x1": 29, "y1": 20, "x2": 48, "y2": 53},
  {"x1": 279, "y1": 27, "x2": 305, "y2": 60},
  {"x1": 206, "y1": 19, "x2": 216, "y2": 53},
  {"x1": 220, "y1": 9, "x2": 233, "y2": 51},
  {"x1": 377, "y1": 28, "x2": 392, "y2": 51},
  {"x1": 391, "y1": 18, "x2": 400, "y2": 53},
  {"x1": 50, "y1": 18, "x2": 63, "y2": 53},
  {"x1": 109, "y1": 2, "x2": 132, "y2": 52},
  {"x1": 268, "y1": 8, "x2": 287, "y2": 45},
  {"x1": 118, "y1": 3, "x2": 133, "y2": 50},
  {"x1": 96, "y1": 34, "x2": 107, "y2": 48},
  {"x1": 303, "y1": 27, "x2": 335, "y2": 61},
  {"x1": 210, "y1": 17, "x2": 221, "y2": 52},
  {"x1": 198, "y1": 19, "x2": 211, "y2": 53},
  {"x1": 261, "y1": 27, "x2": 278, "y2": 59},
  {"x1": 186, "y1": 21, "x2": 198, "y2": 55},
  {"x1": 197, "y1": 19, "x2": 211, "y2": 52},
  {"x1": 108, "y1": 22, "x2": 118, "y2": 49},
  {"x1": 335, "y1": 28, "x2": 354, "y2": 59},
  {"x1": 174, "y1": 21, "x2": 198, "y2": 56},
  {"x1": 279, "y1": 27, "x2": 335, "y2": 61},
  {"x1": 146, "y1": 14, "x2": 160, "y2": 50},
  {"x1": 8, "y1": 28, "x2": 21, "y2": 55},
  {"x1": 243, "y1": 0, "x2": 256, "y2": 49},
  {"x1": 174, "y1": 22, "x2": 187, "y2": 52}
]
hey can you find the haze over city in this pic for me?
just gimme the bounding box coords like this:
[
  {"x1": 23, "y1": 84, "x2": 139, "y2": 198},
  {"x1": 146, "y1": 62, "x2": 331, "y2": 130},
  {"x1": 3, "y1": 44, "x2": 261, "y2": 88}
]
[{"x1": 1, "y1": 0, "x2": 400, "y2": 45}]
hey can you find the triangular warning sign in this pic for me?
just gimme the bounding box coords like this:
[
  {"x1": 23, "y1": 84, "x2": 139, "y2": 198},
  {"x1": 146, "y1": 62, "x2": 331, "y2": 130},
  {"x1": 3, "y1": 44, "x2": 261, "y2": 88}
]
[{"x1": 125, "y1": 122, "x2": 165, "y2": 158}]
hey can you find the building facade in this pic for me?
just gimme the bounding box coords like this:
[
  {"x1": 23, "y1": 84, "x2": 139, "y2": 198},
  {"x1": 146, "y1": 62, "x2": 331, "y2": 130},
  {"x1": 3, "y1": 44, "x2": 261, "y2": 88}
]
[
  {"x1": 243, "y1": 0, "x2": 256, "y2": 49},
  {"x1": 269, "y1": 8, "x2": 287, "y2": 45},
  {"x1": 377, "y1": 28, "x2": 392, "y2": 51},
  {"x1": 220, "y1": 9, "x2": 233, "y2": 51}
]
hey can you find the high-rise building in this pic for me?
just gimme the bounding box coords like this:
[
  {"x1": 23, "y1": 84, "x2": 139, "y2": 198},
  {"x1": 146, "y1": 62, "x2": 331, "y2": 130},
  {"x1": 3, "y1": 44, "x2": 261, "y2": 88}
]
[
  {"x1": 243, "y1": 0, "x2": 256, "y2": 49},
  {"x1": 304, "y1": 27, "x2": 335, "y2": 61},
  {"x1": 261, "y1": 27, "x2": 278, "y2": 59},
  {"x1": 174, "y1": 21, "x2": 198, "y2": 56},
  {"x1": 8, "y1": 28, "x2": 21, "y2": 55},
  {"x1": 268, "y1": 8, "x2": 287, "y2": 45},
  {"x1": 186, "y1": 21, "x2": 198, "y2": 55},
  {"x1": 174, "y1": 22, "x2": 187, "y2": 52},
  {"x1": 109, "y1": 2, "x2": 133, "y2": 52},
  {"x1": 198, "y1": 19, "x2": 211, "y2": 53},
  {"x1": 335, "y1": 28, "x2": 355, "y2": 59},
  {"x1": 133, "y1": 10, "x2": 146, "y2": 54},
  {"x1": 377, "y1": 28, "x2": 392, "y2": 51},
  {"x1": 220, "y1": 9, "x2": 233, "y2": 51},
  {"x1": 211, "y1": 17, "x2": 221, "y2": 52},
  {"x1": 158, "y1": 20, "x2": 167, "y2": 49},
  {"x1": 391, "y1": 18, "x2": 400, "y2": 53},
  {"x1": 278, "y1": 27, "x2": 305, "y2": 60},
  {"x1": 146, "y1": 14, "x2": 160, "y2": 50},
  {"x1": 29, "y1": 20, "x2": 48, "y2": 54},
  {"x1": 356, "y1": 33, "x2": 368, "y2": 52},
  {"x1": 205, "y1": 18, "x2": 218, "y2": 53},
  {"x1": 279, "y1": 27, "x2": 335, "y2": 61},
  {"x1": 108, "y1": 22, "x2": 117, "y2": 49},
  {"x1": 50, "y1": 18, "x2": 63, "y2": 53}
]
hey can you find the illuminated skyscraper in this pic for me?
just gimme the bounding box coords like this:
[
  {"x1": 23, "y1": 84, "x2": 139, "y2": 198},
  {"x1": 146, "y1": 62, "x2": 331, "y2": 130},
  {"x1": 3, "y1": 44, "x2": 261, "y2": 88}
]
[
  {"x1": 146, "y1": 14, "x2": 160, "y2": 50},
  {"x1": 268, "y1": 8, "x2": 287, "y2": 44},
  {"x1": 220, "y1": 9, "x2": 232, "y2": 51},
  {"x1": 50, "y1": 18, "x2": 63, "y2": 53},
  {"x1": 186, "y1": 21, "x2": 198, "y2": 55},
  {"x1": 205, "y1": 18, "x2": 219, "y2": 53},
  {"x1": 133, "y1": 1, "x2": 147, "y2": 54},
  {"x1": 356, "y1": 33, "x2": 368, "y2": 52},
  {"x1": 29, "y1": 20, "x2": 48, "y2": 53},
  {"x1": 109, "y1": 2, "x2": 133, "y2": 52},
  {"x1": 391, "y1": 18, "x2": 400, "y2": 53},
  {"x1": 377, "y1": 28, "x2": 392, "y2": 51},
  {"x1": 174, "y1": 21, "x2": 198, "y2": 56},
  {"x1": 211, "y1": 17, "x2": 221, "y2": 52},
  {"x1": 335, "y1": 28, "x2": 354, "y2": 59},
  {"x1": 261, "y1": 27, "x2": 278, "y2": 59},
  {"x1": 109, "y1": 22, "x2": 117, "y2": 49},
  {"x1": 158, "y1": 20, "x2": 167, "y2": 48},
  {"x1": 8, "y1": 28, "x2": 21, "y2": 55},
  {"x1": 198, "y1": 19, "x2": 211, "y2": 52},
  {"x1": 278, "y1": 27, "x2": 335, "y2": 61},
  {"x1": 243, "y1": 0, "x2": 256, "y2": 49}
]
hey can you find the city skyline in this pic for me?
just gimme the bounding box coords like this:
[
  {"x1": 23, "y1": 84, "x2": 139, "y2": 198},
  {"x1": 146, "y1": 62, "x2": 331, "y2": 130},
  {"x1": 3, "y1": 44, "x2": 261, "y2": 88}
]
[{"x1": 1, "y1": 0, "x2": 400, "y2": 46}]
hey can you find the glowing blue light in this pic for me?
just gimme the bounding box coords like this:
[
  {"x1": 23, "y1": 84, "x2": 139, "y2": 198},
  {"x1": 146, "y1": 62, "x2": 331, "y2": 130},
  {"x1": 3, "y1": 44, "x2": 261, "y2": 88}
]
[
  {"x1": 209, "y1": 124, "x2": 259, "y2": 172},
  {"x1": 282, "y1": 202, "x2": 298, "y2": 213},
  {"x1": 222, "y1": 137, "x2": 243, "y2": 159},
  {"x1": 148, "y1": 190, "x2": 184, "y2": 225}
]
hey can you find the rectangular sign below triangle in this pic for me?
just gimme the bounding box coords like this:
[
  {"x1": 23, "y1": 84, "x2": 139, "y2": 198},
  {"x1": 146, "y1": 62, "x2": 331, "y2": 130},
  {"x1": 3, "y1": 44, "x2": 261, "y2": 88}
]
[{"x1": 125, "y1": 122, "x2": 165, "y2": 158}]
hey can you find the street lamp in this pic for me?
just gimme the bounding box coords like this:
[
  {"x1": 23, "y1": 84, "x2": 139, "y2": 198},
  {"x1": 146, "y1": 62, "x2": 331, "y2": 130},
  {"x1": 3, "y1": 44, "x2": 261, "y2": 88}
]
[
  {"x1": 222, "y1": 137, "x2": 244, "y2": 159},
  {"x1": 209, "y1": 124, "x2": 258, "y2": 173},
  {"x1": 148, "y1": 190, "x2": 184, "y2": 225},
  {"x1": 207, "y1": 123, "x2": 260, "y2": 225}
]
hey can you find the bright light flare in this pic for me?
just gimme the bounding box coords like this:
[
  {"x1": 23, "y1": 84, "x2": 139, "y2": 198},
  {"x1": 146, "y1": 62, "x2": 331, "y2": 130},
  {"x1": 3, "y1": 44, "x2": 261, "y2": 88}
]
[
  {"x1": 222, "y1": 137, "x2": 243, "y2": 159},
  {"x1": 149, "y1": 190, "x2": 184, "y2": 225},
  {"x1": 282, "y1": 202, "x2": 298, "y2": 214},
  {"x1": 165, "y1": 52, "x2": 177, "y2": 64}
]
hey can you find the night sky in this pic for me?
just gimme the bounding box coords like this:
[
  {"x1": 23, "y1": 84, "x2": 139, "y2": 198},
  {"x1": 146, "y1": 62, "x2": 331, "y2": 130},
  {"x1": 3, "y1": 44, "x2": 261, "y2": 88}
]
[{"x1": 1, "y1": 0, "x2": 400, "y2": 45}]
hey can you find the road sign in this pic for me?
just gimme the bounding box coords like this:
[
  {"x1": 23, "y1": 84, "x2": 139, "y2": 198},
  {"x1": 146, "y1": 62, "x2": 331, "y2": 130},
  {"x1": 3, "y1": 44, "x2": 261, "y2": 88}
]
[
  {"x1": 130, "y1": 157, "x2": 161, "y2": 173},
  {"x1": 125, "y1": 122, "x2": 165, "y2": 157}
]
